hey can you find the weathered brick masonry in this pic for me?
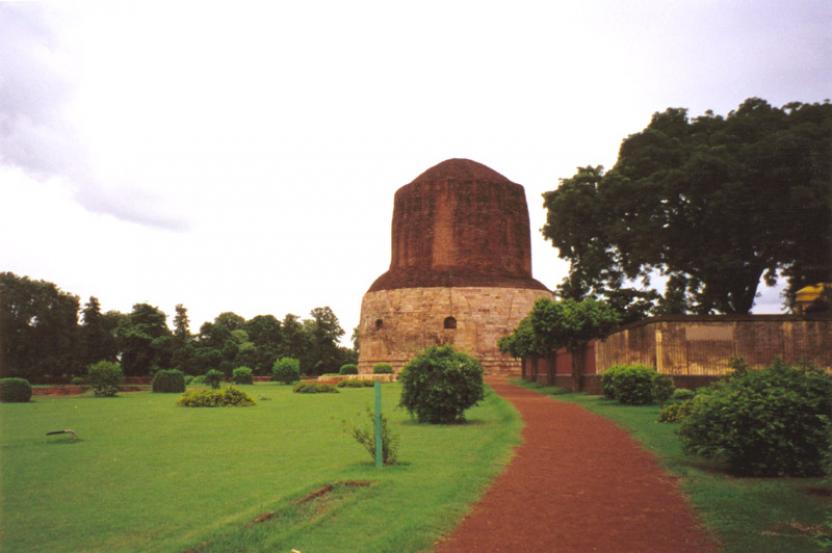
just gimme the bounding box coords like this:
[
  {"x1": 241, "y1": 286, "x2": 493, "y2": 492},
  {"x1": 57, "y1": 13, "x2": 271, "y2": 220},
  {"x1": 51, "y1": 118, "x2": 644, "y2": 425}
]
[{"x1": 358, "y1": 159, "x2": 552, "y2": 375}]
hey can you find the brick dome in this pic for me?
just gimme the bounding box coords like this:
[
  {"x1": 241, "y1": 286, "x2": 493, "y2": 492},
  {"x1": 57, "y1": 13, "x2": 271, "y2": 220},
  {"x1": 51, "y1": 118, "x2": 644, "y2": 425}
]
[{"x1": 368, "y1": 158, "x2": 547, "y2": 292}]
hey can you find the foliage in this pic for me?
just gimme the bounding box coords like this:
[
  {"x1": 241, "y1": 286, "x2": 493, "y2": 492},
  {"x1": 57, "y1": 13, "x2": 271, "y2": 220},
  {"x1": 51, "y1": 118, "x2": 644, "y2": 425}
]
[
  {"x1": 272, "y1": 357, "x2": 300, "y2": 384},
  {"x1": 70, "y1": 376, "x2": 85, "y2": 385},
  {"x1": 372, "y1": 363, "x2": 393, "y2": 374},
  {"x1": 601, "y1": 364, "x2": 658, "y2": 405},
  {"x1": 177, "y1": 387, "x2": 255, "y2": 407},
  {"x1": 337, "y1": 379, "x2": 375, "y2": 388},
  {"x1": 652, "y1": 374, "x2": 675, "y2": 406},
  {"x1": 116, "y1": 303, "x2": 171, "y2": 376},
  {"x1": 679, "y1": 360, "x2": 832, "y2": 476},
  {"x1": 349, "y1": 408, "x2": 399, "y2": 465},
  {"x1": 87, "y1": 360, "x2": 123, "y2": 397},
  {"x1": 184, "y1": 375, "x2": 194, "y2": 385},
  {"x1": 671, "y1": 388, "x2": 696, "y2": 402},
  {"x1": 657, "y1": 398, "x2": 696, "y2": 423},
  {"x1": 399, "y1": 346, "x2": 484, "y2": 424},
  {"x1": 498, "y1": 317, "x2": 542, "y2": 358},
  {"x1": 0, "y1": 272, "x2": 82, "y2": 381},
  {"x1": 204, "y1": 369, "x2": 224, "y2": 389},
  {"x1": 543, "y1": 99, "x2": 832, "y2": 314},
  {"x1": 232, "y1": 366, "x2": 253, "y2": 384},
  {"x1": 0, "y1": 377, "x2": 32, "y2": 403},
  {"x1": 292, "y1": 382, "x2": 339, "y2": 394},
  {"x1": 151, "y1": 369, "x2": 186, "y2": 393},
  {"x1": 339, "y1": 363, "x2": 358, "y2": 375},
  {"x1": 79, "y1": 296, "x2": 118, "y2": 369}
]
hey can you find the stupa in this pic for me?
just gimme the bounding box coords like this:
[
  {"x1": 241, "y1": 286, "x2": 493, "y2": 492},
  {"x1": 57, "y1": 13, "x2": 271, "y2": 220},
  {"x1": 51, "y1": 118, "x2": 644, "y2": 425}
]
[{"x1": 357, "y1": 158, "x2": 551, "y2": 374}]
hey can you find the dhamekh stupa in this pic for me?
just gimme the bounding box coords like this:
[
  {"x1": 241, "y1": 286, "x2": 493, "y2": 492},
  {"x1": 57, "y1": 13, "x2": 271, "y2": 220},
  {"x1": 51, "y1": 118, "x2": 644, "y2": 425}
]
[{"x1": 358, "y1": 158, "x2": 553, "y2": 375}]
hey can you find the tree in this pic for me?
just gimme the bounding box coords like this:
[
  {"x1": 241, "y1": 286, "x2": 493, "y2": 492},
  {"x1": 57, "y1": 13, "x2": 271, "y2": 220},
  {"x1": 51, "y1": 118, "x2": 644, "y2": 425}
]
[
  {"x1": 244, "y1": 315, "x2": 283, "y2": 373},
  {"x1": 0, "y1": 272, "x2": 81, "y2": 380},
  {"x1": 79, "y1": 297, "x2": 118, "y2": 367},
  {"x1": 173, "y1": 304, "x2": 190, "y2": 341},
  {"x1": 116, "y1": 303, "x2": 171, "y2": 376},
  {"x1": 301, "y1": 306, "x2": 345, "y2": 375},
  {"x1": 544, "y1": 98, "x2": 832, "y2": 314},
  {"x1": 502, "y1": 298, "x2": 620, "y2": 389}
]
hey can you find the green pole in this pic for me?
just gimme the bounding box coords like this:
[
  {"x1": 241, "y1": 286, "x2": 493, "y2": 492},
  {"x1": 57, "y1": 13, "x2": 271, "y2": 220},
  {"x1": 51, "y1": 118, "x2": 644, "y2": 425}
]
[{"x1": 374, "y1": 381, "x2": 383, "y2": 469}]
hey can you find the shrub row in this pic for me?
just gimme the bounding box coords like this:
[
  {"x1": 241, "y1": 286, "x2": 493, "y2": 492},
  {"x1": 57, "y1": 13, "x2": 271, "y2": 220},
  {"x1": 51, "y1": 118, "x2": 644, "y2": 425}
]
[
  {"x1": 601, "y1": 365, "x2": 660, "y2": 405},
  {"x1": 177, "y1": 387, "x2": 255, "y2": 407},
  {"x1": 337, "y1": 379, "x2": 375, "y2": 388},
  {"x1": 373, "y1": 363, "x2": 393, "y2": 374},
  {"x1": 339, "y1": 363, "x2": 358, "y2": 375},
  {"x1": 293, "y1": 382, "x2": 338, "y2": 394}
]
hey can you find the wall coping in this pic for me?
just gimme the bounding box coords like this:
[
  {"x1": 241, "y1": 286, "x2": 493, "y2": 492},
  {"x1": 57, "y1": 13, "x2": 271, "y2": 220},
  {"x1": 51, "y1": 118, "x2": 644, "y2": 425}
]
[{"x1": 611, "y1": 313, "x2": 832, "y2": 334}]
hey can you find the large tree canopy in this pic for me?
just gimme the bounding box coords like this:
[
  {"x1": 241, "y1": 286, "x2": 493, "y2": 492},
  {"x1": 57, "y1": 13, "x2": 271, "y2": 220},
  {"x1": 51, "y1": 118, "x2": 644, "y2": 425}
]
[{"x1": 544, "y1": 98, "x2": 832, "y2": 314}]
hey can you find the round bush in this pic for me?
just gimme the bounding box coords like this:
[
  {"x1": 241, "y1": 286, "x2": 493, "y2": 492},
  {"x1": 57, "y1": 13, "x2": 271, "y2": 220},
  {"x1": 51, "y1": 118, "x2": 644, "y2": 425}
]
[
  {"x1": 339, "y1": 363, "x2": 358, "y2": 375},
  {"x1": 671, "y1": 388, "x2": 696, "y2": 402},
  {"x1": 373, "y1": 363, "x2": 393, "y2": 374},
  {"x1": 87, "y1": 360, "x2": 123, "y2": 397},
  {"x1": 232, "y1": 366, "x2": 254, "y2": 384},
  {"x1": 272, "y1": 357, "x2": 300, "y2": 384},
  {"x1": 204, "y1": 369, "x2": 224, "y2": 389},
  {"x1": 399, "y1": 346, "x2": 484, "y2": 424},
  {"x1": 679, "y1": 361, "x2": 832, "y2": 476},
  {"x1": 152, "y1": 369, "x2": 186, "y2": 393},
  {"x1": 0, "y1": 377, "x2": 32, "y2": 403},
  {"x1": 602, "y1": 364, "x2": 656, "y2": 405}
]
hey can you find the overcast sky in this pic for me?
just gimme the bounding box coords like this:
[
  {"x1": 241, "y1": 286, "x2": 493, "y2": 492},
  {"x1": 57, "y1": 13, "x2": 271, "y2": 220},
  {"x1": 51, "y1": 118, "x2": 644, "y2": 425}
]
[{"x1": 1, "y1": 1, "x2": 830, "y2": 342}]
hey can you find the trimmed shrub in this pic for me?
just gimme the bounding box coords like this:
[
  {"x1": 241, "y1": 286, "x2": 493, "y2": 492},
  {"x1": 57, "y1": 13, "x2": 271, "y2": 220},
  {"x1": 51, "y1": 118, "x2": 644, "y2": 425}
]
[
  {"x1": 204, "y1": 369, "x2": 223, "y2": 389},
  {"x1": 399, "y1": 345, "x2": 484, "y2": 424},
  {"x1": 337, "y1": 379, "x2": 375, "y2": 388},
  {"x1": 339, "y1": 363, "x2": 358, "y2": 375},
  {"x1": 373, "y1": 363, "x2": 393, "y2": 374},
  {"x1": 679, "y1": 361, "x2": 832, "y2": 476},
  {"x1": 177, "y1": 387, "x2": 255, "y2": 407},
  {"x1": 350, "y1": 409, "x2": 399, "y2": 465},
  {"x1": 293, "y1": 382, "x2": 339, "y2": 394},
  {"x1": 184, "y1": 375, "x2": 195, "y2": 385},
  {"x1": 601, "y1": 364, "x2": 656, "y2": 405},
  {"x1": 273, "y1": 357, "x2": 300, "y2": 384},
  {"x1": 190, "y1": 375, "x2": 205, "y2": 385},
  {"x1": 87, "y1": 361, "x2": 123, "y2": 397},
  {"x1": 232, "y1": 366, "x2": 254, "y2": 384},
  {"x1": 600, "y1": 366, "x2": 622, "y2": 399},
  {"x1": 70, "y1": 376, "x2": 85, "y2": 386},
  {"x1": 652, "y1": 374, "x2": 675, "y2": 406},
  {"x1": 0, "y1": 378, "x2": 32, "y2": 403},
  {"x1": 152, "y1": 369, "x2": 186, "y2": 393}
]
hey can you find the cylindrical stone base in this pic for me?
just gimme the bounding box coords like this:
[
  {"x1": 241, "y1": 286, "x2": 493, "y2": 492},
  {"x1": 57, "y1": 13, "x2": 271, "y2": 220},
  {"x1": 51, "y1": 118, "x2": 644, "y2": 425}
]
[{"x1": 357, "y1": 286, "x2": 552, "y2": 376}]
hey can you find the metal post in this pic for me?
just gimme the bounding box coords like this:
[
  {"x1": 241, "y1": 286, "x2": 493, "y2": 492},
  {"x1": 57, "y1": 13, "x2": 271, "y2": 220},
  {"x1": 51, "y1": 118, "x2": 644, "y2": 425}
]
[{"x1": 374, "y1": 381, "x2": 383, "y2": 469}]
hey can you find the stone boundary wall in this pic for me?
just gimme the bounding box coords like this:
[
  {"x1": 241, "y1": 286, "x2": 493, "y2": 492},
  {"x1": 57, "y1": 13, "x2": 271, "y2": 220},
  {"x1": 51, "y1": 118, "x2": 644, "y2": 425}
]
[{"x1": 522, "y1": 315, "x2": 832, "y2": 391}]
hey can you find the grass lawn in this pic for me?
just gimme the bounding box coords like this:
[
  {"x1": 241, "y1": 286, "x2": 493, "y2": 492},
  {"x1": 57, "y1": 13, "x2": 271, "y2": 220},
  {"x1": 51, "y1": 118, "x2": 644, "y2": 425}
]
[
  {"x1": 0, "y1": 382, "x2": 521, "y2": 553},
  {"x1": 514, "y1": 380, "x2": 832, "y2": 553}
]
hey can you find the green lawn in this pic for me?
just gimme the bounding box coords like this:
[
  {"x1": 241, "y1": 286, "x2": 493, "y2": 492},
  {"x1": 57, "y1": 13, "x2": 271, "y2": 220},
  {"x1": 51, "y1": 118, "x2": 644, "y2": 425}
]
[
  {"x1": 0, "y1": 383, "x2": 521, "y2": 553},
  {"x1": 514, "y1": 380, "x2": 832, "y2": 553}
]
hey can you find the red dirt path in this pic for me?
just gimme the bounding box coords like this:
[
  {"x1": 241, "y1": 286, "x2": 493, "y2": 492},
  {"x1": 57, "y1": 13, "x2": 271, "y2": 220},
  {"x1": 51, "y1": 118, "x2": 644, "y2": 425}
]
[{"x1": 434, "y1": 378, "x2": 718, "y2": 553}]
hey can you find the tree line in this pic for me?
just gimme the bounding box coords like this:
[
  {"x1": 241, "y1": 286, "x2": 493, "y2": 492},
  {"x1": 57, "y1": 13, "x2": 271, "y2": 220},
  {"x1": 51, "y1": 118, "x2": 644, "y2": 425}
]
[{"x1": 0, "y1": 272, "x2": 356, "y2": 382}]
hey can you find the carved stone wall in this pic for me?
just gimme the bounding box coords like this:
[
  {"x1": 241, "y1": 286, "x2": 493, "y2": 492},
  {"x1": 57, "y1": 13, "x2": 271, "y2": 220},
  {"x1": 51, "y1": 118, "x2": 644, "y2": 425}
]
[{"x1": 358, "y1": 286, "x2": 552, "y2": 375}]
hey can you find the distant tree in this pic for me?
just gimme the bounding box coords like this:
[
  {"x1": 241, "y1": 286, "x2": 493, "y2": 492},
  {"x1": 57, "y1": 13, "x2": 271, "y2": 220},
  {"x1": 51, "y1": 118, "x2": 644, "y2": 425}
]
[
  {"x1": 0, "y1": 272, "x2": 81, "y2": 380},
  {"x1": 244, "y1": 315, "x2": 283, "y2": 373},
  {"x1": 173, "y1": 304, "x2": 190, "y2": 341},
  {"x1": 116, "y1": 303, "x2": 171, "y2": 376},
  {"x1": 351, "y1": 326, "x2": 360, "y2": 358},
  {"x1": 303, "y1": 306, "x2": 346, "y2": 375},
  {"x1": 281, "y1": 314, "x2": 309, "y2": 362},
  {"x1": 544, "y1": 98, "x2": 832, "y2": 314},
  {"x1": 214, "y1": 312, "x2": 246, "y2": 331},
  {"x1": 79, "y1": 296, "x2": 118, "y2": 367}
]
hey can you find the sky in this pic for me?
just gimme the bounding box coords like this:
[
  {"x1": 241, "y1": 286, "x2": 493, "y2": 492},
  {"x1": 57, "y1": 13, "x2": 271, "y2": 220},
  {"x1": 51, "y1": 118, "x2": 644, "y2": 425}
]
[{"x1": 1, "y1": 1, "x2": 830, "y2": 343}]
